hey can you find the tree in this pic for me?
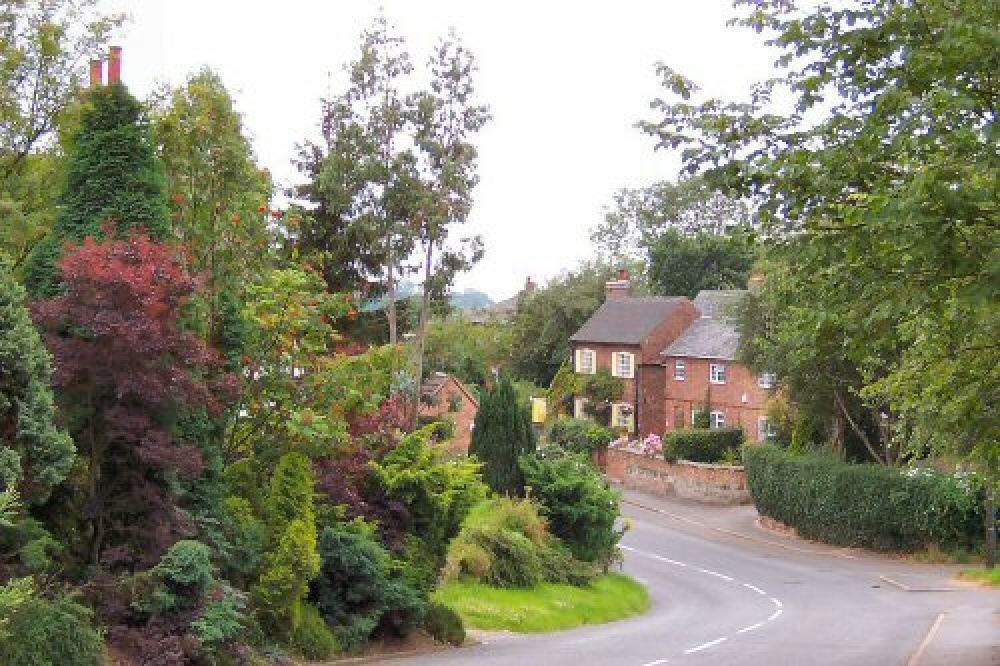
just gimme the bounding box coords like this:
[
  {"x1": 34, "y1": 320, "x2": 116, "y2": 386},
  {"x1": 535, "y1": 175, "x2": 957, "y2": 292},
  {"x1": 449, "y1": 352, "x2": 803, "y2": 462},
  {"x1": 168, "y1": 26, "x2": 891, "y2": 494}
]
[
  {"x1": 24, "y1": 80, "x2": 169, "y2": 298},
  {"x1": 422, "y1": 314, "x2": 511, "y2": 387},
  {"x1": 591, "y1": 176, "x2": 754, "y2": 265},
  {"x1": 150, "y1": 68, "x2": 271, "y2": 342},
  {"x1": 646, "y1": 228, "x2": 756, "y2": 298},
  {"x1": 508, "y1": 262, "x2": 617, "y2": 386},
  {"x1": 0, "y1": 264, "x2": 73, "y2": 504},
  {"x1": 32, "y1": 230, "x2": 235, "y2": 565},
  {"x1": 640, "y1": 0, "x2": 997, "y2": 480},
  {"x1": 409, "y1": 31, "x2": 490, "y2": 423},
  {"x1": 468, "y1": 377, "x2": 536, "y2": 497}
]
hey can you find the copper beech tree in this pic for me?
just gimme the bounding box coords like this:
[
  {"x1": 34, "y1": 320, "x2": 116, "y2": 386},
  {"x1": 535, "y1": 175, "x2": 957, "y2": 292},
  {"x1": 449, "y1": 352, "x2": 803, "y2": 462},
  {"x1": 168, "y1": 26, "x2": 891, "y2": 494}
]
[{"x1": 33, "y1": 228, "x2": 238, "y2": 566}]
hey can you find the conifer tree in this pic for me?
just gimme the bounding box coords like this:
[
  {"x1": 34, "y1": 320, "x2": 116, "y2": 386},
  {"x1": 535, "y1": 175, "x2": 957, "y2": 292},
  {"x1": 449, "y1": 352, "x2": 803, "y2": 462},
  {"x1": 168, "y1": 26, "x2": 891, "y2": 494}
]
[
  {"x1": 468, "y1": 377, "x2": 536, "y2": 496},
  {"x1": 0, "y1": 265, "x2": 73, "y2": 504},
  {"x1": 25, "y1": 82, "x2": 168, "y2": 298}
]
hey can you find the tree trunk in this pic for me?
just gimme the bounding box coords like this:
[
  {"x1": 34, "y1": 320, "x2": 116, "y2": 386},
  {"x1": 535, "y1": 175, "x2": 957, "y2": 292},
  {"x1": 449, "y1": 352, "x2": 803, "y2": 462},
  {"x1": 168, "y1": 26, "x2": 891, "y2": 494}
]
[
  {"x1": 411, "y1": 240, "x2": 434, "y2": 429},
  {"x1": 834, "y1": 391, "x2": 886, "y2": 465},
  {"x1": 386, "y1": 259, "x2": 397, "y2": 345}
]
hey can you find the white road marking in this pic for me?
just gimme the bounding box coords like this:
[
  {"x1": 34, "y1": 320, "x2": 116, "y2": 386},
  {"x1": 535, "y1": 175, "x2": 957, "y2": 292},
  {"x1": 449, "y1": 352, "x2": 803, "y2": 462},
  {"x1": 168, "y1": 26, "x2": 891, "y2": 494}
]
[
  {"x1": 685, "y1": 637, "x2": 728, "y2": 654},
  {"x1": 768, "y1": 608, "x2": 783, "y2": 622},
  {"x1": 737, "y1": 622, "x2": 765, "y2": 634},
  {"x1": 770, "y1": 597, "x2": 783, "y2": 608},
  {"x1": 906, "y1": 613, "x2": 945, "y2": 666},
  {"x1": 743, "y1": 582, "x2": 767, "y2": 595},
  {"x1": 653, "y1": 555, "x2": 687, "y2": 567},
  {"x1": 695, "y1": 567, "x2": 733, "y2": 581},
  {"x1": 639, "y1": 659, "x2": 670, "y2": 666}
]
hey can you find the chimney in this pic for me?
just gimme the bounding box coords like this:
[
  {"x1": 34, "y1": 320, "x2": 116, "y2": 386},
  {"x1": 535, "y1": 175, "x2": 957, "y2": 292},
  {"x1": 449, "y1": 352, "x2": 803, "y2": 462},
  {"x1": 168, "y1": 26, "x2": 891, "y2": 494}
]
[
  {"x1": 108, "y1": 46, "x2": 122, "y2": 84},
  {"x1": 524, "y1": 276, "x2": 537, "y2": 293},
  {"x1": 89, "y1": 59, "x2": 103, "y2": 87},
  {"x1": 605, "y1": 267, "x2": 632, "y2": 301}
]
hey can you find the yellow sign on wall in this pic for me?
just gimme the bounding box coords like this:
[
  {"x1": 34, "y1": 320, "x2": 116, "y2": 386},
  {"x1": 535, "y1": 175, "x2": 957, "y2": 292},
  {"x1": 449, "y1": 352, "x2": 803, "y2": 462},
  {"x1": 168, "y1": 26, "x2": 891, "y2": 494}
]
[{"x1": 530, "y1": 397, "x2": 547, "y2": 424}]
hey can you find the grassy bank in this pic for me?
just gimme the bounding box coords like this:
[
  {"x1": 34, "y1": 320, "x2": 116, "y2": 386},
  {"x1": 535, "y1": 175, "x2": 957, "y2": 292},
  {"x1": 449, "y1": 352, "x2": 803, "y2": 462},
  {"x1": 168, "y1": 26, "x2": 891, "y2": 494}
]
[
  {"x1": 959, "y1": 567, "x2": 1000, "y2": 587},
  {"x1": 433, "y1": 574, "x2": 649, "y2": 633}
]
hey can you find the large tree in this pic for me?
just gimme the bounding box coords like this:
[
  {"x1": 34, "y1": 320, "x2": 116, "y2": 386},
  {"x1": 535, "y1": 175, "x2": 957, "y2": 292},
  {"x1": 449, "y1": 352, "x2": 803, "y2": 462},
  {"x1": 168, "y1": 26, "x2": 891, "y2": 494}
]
[
  {"x1": 468, "y1": 377, "x2": 535, "y2": 497},
  {"x1": 646, "y1": 227, "x2": 756, "y2": 299},
  {"x1": 640, "y1": 0, "x2": 998, "y2": 480}
]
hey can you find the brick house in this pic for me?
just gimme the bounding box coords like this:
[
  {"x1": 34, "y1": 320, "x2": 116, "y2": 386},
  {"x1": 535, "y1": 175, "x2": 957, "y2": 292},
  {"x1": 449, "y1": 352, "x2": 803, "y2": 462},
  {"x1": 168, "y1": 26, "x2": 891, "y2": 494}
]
[
  {"x1": 419, "y1": 373, "x2": 479, "y2": 455},
  {"x1": 568, "y1": 275, "x2": 775, "y2": 439}
]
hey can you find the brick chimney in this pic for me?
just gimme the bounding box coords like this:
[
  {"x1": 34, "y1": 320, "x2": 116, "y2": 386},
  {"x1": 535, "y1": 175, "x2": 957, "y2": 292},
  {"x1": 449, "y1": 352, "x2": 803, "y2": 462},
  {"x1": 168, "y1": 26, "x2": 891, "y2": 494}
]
[
  {"x1": 605, "y1": 267, "x2": 632, "y2": 300},
  {"x1": 524, "y1": 276, "x2": 537, "y2": 293},
  {"x1": 89, "y1": 59, "x2": 103, "y2": 87},
  {"x1": 108, "y1": 46, "x2": 122, "y2": 84}
]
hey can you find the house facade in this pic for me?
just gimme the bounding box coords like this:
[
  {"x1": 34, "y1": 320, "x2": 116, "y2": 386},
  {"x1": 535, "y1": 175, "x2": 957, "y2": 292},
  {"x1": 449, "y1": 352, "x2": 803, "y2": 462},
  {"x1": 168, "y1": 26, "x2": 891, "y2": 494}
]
[
  {"x1": 568, "y1": 274, "x2": 774, "y2": 439},
  {"x1": 419, "y1": 373, "x2": 480, "y2": 455}
]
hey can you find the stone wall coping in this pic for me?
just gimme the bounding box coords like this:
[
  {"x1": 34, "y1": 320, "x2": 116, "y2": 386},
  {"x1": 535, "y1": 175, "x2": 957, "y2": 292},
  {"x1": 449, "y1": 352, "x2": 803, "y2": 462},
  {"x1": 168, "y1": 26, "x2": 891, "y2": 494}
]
[{"x1": 608, "y1": 447, "x2": 745, "y2": 471}]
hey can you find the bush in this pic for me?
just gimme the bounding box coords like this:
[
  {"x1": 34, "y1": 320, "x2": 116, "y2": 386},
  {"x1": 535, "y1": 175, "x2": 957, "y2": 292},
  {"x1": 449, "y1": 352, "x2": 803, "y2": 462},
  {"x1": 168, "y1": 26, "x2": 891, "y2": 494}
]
[
  {"x1": 0, "y1": 594, "x2": 104, "y2": 666},
  {"x1": 519, "y1": 451, "x2": 621, "y2": 565},
  {"x1": 664, "y1": 428, "x2": 745, "y2": 464},
  {"x1": 464, "y1": 526, "x2": 543, "y2": 588},
  {"x1": 375, "y1": 578, "x2": 427, "y2": 640},
  {"x1": 423, "y1": 602, "x2": 465, "y2": 646},
  {"x1": 290, "y1": 602, "x2": 339, "y2": 660},
  {"x1": 547, "y1": 419, "x2": 614, "y2": 456},
  {"x1": 744, "y1": 445, "x2": 985, "y2": 552}
]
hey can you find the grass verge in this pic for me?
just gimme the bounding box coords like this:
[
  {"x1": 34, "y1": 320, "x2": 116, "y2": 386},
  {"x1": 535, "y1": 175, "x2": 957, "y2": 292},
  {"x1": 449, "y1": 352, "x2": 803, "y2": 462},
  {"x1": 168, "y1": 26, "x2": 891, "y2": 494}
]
[
  {"x1": 958, "y1": 567, "x2": 1000, "y2": 587},
  {"x1": 432, "y1": 574, "x2": 649, "y2": 633}
]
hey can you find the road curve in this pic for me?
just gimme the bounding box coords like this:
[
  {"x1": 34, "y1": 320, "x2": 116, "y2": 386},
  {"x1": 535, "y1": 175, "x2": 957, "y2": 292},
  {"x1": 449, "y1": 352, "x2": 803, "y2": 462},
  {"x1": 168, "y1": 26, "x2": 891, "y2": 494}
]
[{"x1": 397, "y1": 496, "x2": 1000, "y2": 666}]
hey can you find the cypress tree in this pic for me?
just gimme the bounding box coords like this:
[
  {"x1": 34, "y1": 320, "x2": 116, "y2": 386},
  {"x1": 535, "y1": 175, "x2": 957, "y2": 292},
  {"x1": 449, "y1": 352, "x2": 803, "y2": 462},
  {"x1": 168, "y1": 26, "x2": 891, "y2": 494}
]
[
  {"x1": 469, "y1": 377, "x2": 536, "y2": 496},
  {"x1": 25, "y1": 82, "x2": 168, "y2": 298}
]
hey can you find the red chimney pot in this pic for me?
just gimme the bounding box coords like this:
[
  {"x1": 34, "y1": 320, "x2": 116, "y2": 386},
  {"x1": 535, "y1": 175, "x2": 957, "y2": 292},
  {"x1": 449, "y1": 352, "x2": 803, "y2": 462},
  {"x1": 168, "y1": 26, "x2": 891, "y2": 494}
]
[
  {"x1": 89, "y1": 59, "x2": 103, "y2": 88},
  {"x1": 108, "y1": 46, "x2": 122, "y2": 84}
]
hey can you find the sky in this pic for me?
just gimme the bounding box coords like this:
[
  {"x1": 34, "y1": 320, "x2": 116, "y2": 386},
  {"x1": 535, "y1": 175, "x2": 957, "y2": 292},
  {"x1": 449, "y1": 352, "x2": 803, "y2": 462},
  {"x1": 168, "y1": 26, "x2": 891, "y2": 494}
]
[{"x1": 104, "y1": 1, "x2": 778, "y2": 300}]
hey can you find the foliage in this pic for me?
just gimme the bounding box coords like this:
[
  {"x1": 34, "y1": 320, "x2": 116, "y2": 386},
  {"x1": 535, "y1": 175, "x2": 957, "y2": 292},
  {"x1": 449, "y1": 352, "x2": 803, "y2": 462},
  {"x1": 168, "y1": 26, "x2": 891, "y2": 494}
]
[
  {"x1": 664, "y1": 428, "x2": 744, "y2": 464},
  {"x1": 133, "y1": 540, "x2": 214, "y2": 616},
  {"x1": 744, "y1": 446, "x2": 984, "y2": 552},
  {"x1": 0, "y1": 264, "x2": 73, "y2": 504},
  {"x1": 423, "y1": 601, "x2": 465, "y2": 646},
  {"x1": 25, "y1": 80, "x2": 169, "y2": 298},
  {"x1": 289, "y1": 602, "x2": 339, "y2": 660},
  {"x1": 469, "y1": 377, "x2": 536, "y2": 497},
  {"x1": 32, "y1": 230, "x2": 235, "y2": 566},
  {"x1": 640, "y1": 0, "x2": 998, "y2": 482},
  {"x1": 591, "y1": 175, "x2": 754, "y2": 265},
  {"x1": 434, "y1": 574, "x2": 649, "y2": 633},
  {"x1": 0, "y1": 592, "x2": 105, "y2": 666},
  {"x1": 959, "y1": 567, "x2": 1000, "y2": 588},
  {"x1": 581, "y1": 369, "x2": 624, "y2": 427},
  {"x1": 646, "y1": 228, "x2": 756, "y2": 299},
  {"x1": 252, "y1": 517, "x2": 321, "y2": 641},
  {"x1": 190, "y1": 587, "x2": 247, "y2": 649},
  {"x1": 547, "y1": 418, "x2": 614, "y2": 457},
  {"x1": 422, "y1": 315, "x2": 510, "y2": 386},
  {"x1": 508, "y1": 261, "x2": 617, "y2": 386},
  {"x1": 519, "y1": 450, "x2": 621, "y2": 564},
  {"x1": 370, "y1": 423, "x2": 488, "y2": 590}
]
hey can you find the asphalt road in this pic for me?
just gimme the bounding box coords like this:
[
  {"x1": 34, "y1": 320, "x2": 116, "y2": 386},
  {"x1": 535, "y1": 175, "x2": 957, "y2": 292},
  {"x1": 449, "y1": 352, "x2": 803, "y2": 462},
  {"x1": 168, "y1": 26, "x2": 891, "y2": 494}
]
[{"x1": 396, "y1": 494, "x2": 1000, "y2": 666}]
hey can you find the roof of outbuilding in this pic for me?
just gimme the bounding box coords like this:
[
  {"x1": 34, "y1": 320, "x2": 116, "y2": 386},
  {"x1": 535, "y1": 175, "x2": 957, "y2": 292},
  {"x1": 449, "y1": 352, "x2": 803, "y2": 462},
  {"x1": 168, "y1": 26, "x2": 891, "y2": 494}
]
[
  {"x1": 661, "y1": 317, "x2": 741, "y2": 360},
  {"x1": 693, "y1": 290, "x2": 747, "y2": 320},
  {"x1": 570, "y1": 297, "x2": 687, "y2": 345}
]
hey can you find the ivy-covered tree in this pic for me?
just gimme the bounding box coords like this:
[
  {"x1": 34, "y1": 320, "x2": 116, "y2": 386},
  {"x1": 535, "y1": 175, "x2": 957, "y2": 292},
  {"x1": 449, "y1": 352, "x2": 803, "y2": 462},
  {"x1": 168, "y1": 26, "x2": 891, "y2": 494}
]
[
  {"x1": 0, "y1": 264, "x2": 73, "y2": 504},
  {"x1": 25, "y1": 79, "x2": 169, "y2": 298},
  {"x1": 32, "y1": 230, "x2": 236, "y2": 566},
  {"x1": 469, "y1": 378, "x2": 536, "y2": 497}
]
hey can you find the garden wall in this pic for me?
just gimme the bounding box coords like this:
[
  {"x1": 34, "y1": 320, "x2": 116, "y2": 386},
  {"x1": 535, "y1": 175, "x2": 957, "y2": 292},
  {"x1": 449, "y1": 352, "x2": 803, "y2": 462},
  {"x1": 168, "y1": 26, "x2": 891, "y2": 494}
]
[{"x1": 604, "y1": 448, "x2": 750, "y2": 505}]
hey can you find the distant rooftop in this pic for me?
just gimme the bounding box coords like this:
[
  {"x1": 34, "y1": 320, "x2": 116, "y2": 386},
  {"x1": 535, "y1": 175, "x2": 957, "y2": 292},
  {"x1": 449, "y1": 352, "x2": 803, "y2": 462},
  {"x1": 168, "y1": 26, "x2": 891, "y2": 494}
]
[
  {"x1": 693, "y1": 290, "x2": 748, "y2": 319},
  {"x1": 570, "y1": 297, "x2": 687, "y2": 345}
]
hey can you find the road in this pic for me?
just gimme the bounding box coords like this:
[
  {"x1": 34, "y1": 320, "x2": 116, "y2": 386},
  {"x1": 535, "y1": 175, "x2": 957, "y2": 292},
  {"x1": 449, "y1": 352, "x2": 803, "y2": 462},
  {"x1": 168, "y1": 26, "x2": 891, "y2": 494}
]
[{"x1": 397, "y1": 492, "x2": 1000, "y2": 666}]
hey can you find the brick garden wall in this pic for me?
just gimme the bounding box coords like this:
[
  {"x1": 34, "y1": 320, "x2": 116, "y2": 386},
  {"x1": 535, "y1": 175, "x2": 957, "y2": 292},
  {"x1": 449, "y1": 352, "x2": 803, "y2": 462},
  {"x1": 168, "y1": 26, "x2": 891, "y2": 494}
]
[{"x1": 605, "y1": 448, "x2": 750, "y2": 505}]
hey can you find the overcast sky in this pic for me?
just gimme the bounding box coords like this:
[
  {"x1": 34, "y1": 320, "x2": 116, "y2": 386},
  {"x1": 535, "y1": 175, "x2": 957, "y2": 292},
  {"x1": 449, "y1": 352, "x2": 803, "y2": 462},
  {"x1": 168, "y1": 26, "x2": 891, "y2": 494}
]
[{"x1": 105, "y1": 1, "x2": 777, "y2": 300}]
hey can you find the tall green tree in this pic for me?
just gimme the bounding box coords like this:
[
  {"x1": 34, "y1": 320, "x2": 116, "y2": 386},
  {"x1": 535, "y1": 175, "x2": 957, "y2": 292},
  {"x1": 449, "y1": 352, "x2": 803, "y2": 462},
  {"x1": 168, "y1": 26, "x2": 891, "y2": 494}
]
[
  {"x1": 0, "y1": 264, "x2": 73, "y2": 504},
  {"x1": 640, "y1": 0, "x2": 998, "y2": 480},
  {"x1": 646, "y1": 227, "x2": 756, "y2": 299},
  {"x1": 469, "y1": 377, "x2": 536, "y2": 497},
  {"x1": 24, "y1": 80, "x2": 168, "y2": 297}
]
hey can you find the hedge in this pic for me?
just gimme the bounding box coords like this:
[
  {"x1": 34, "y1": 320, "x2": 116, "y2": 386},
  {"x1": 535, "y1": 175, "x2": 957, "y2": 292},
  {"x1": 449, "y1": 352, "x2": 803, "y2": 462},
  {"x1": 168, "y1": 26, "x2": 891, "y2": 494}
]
[
  {"x1": 547, "y1": 419, "x2": 614, "y2": 456},
  {"x1": 664, "y1": 428, "x2": 744, "y2": 464},
  {"x1": 744, "y1": 445, "x2": 984, "y2": 552}
]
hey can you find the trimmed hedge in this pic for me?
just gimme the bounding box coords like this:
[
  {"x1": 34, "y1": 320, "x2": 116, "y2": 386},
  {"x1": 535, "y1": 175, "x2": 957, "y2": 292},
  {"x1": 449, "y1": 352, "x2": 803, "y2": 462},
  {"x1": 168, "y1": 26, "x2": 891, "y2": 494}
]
[
  {"x1": 744, "y1": 446, "x2": 984, "y2": 552},
  {"x1": 664, "y1": 428, "x2": 744, "y2": 464},
  {"x1": 547, "y1": 419, "x2": 614, "y2": 456}
]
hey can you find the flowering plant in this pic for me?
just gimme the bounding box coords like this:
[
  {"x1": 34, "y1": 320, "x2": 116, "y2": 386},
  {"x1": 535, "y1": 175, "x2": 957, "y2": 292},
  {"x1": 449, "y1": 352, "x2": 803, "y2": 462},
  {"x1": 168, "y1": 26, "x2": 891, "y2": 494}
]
[{"x1": 638, "y1": 433, "x2": 663, "y2": 456}]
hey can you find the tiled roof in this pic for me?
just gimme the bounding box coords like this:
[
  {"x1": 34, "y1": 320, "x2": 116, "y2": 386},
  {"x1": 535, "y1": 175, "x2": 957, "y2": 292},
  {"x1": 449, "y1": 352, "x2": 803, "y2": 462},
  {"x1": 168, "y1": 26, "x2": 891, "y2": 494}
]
[
  {"x1": 421, "y1": 373, "x2": 450, "y2": 397},
  {"x1": 693, "y1": 290, "x2": 747, "y2": 319},
  {"x1": 661, "y1": 317, "x2": 740, "y2": 360},
  {"x1": 570, "y1": 298, "x2": 687, "y2": 345}
]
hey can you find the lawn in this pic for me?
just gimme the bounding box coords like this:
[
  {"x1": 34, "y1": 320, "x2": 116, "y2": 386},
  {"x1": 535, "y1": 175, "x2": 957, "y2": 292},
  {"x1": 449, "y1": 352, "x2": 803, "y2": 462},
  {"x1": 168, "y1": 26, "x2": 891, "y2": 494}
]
[
  {"x1": 433, "y1": 574, "x2": 649, "y2": 633},
  {"x1": 959, "y1": 567, "x2": 1000, "y2": 587}
]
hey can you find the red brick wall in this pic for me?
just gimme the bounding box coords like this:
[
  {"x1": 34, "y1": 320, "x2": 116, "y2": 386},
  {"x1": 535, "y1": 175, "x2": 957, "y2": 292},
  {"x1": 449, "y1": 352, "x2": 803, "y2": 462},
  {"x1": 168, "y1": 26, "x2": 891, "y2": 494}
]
[
  {"x1": 638, "y1": 301, "x2": 700, "y2": 365},
  {"x1": 638, "y1": 364, "x2": 665, "y2": 436},
  {"x1": 605, "y1": 448, "x2": 750, "y2": 504},
  {"x1": 419, "y1": 378, "x2": 478, "y2": 455},
  {"x1": 662, "y1": 357, "x2": 772, "y2": 437}
]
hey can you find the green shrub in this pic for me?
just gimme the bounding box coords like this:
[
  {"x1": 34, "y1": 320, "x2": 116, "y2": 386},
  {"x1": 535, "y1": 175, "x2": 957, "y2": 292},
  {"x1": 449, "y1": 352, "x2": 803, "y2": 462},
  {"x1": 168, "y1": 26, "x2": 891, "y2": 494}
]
[
  {"x1": 664, "y1": 428, "x2": 745, "y2": 464},
  {"x1": 519, "y1": 451, "x2": 621, "y2": 565},
  {"x1": 192, "y1": 587, "x2": 246, "y2": 648},
  {"x1": 744, "y1": 445, "x2": 985, "y2": 552},
  {"x1": 375, "y1": 578, "x2": 427, "y2": 640},
  {"x1": 423, "y1": 601, "x2": 465, "y2": 646},
  {"x1": 0, "y1": 594, "x2": 104, "y2": 666},
  {"x1": 547, "y1": 419, "x2": 614, "y2": 456},
  {"x1": 466, "y1": 525, "x2": 542, "y2": 588},
  {"x1": 536, "y1": 541, "x2": 597, "y2": 586},
  {"x1": 290, "y1": 602, "x2": 339, "y2": 660}
]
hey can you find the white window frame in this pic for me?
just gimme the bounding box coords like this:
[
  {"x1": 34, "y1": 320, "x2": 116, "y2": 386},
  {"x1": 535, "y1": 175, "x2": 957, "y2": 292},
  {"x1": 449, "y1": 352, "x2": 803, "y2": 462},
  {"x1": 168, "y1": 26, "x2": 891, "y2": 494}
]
[
  {"x1": 674, "y1": 360, "x2": 686, "y2": 381},
  {"x1": 710, "y1": 411, "x2": 726, "y2": 429},
  {"x1": 612, "y1": 402, "x2": 635, "y2": 432},
  {"x1": 575, "y1": 348, "x2": 596, "y2": 375},
  {"x1": 758, "y1": 372, "x2": 777, "y2": 389},
  {"x1": 573, "y1": 396, "x2": 588, "y2": 419},
  {"x1": 613, "y1": 351, "x2": 635, "y2": 379},
  {"x1": 758, "y1": 415, "x2": 776, "y2": 440},
  {"x1": 710, "y1": 363, "x2": 727, "y2": 385}
]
